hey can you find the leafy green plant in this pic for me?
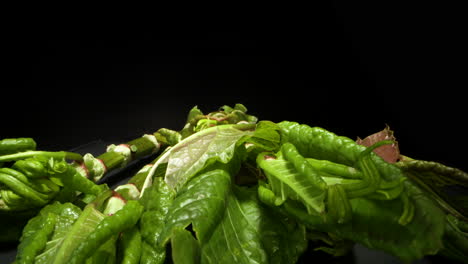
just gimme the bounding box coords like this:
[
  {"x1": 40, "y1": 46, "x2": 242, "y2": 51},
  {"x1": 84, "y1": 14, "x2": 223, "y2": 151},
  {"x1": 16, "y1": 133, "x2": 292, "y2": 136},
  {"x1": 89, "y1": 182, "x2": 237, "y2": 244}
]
[{"x1": 8, "y1": 104, "x2": 468, "y2": 264}]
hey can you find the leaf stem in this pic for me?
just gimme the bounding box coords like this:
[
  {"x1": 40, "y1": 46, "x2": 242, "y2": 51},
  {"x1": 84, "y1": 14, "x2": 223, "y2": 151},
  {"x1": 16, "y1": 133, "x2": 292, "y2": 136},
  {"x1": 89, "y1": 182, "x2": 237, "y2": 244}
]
[{"x1": 0, "y1": 151, "x2": 83, "y2": 162}]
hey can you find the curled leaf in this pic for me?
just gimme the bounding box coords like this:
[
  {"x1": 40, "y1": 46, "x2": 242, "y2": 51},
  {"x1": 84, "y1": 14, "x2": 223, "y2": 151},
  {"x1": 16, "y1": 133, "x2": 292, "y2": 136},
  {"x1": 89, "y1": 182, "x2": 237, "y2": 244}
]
[{"x1": 356, "y1": 125, "x2": 400, "y2": 163}]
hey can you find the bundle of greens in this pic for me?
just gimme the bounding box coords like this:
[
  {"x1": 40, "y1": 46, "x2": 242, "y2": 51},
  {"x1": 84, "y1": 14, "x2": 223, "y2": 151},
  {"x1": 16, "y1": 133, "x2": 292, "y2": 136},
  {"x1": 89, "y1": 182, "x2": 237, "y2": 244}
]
[
  {"x1": 9, "y1": 104, "x2": 468, "y2": 264},
  {"x1": 0, "y1": 133, "x2": 160, "y2": 243}
]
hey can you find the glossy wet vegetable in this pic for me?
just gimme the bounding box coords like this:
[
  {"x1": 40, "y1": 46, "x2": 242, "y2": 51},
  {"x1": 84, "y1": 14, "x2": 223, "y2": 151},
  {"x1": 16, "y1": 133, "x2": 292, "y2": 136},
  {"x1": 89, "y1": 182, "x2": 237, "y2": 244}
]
[{"x1": 7, "y1": 104, "x2": 468, "y2": 264}]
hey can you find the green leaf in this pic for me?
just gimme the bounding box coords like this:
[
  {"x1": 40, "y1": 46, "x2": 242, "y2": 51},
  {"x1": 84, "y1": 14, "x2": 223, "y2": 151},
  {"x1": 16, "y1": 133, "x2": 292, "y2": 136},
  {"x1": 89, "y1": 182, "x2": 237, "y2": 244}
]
[
  {"x1": 278, "y1": 121, "x2": 403, "y2": 183},
  {"x1": 154, "y1": 128, "x2": 182, "y2": 147},
  {"x1": 35, "y1": 203, "x2": 105, "y2": 264},
  {"x1": 159, "y1": 169, "x2": 231, "y2": 245},
  {"x1": 284, "y1": 181, "x2": 446, "y2": 263},
  {"x1": 397, "y1": 159, "x2": 468, "y2": 220},
  {"x1": 180, "y1": 106, "x2": 205, "y2": 138},
  {"x1": 17, "y1": 213, "x2": 57, "y2": 264},
  {"x1": 244, "y1": 121, "x2": 282, "y2": 160},
  {"x1": 158, "y1": 167, "x2": 306, "y2": 264},
  {"x1": 160, "y1": 124, "x2": 253, "y2": 191},
  {"x1": 15, "y1": 190, "x2": 138, "y2": 264},
  {"x1": 139, "y1": 177, "x2": 175, "y2": 264},
  {"x1": 171, "y1": 229, "x2": 201, "y2": 264},
  {"x1": 440, "y1": 214, "x2": 468, "y2": 262},
  {"x1": 200, "y1": 186, "x2": 307, "y2": 264},
  {"x1": 0, "y1": 138, "x2": 36, "y2": 155},
  {"x1": 118, "y1": 227, "x2": 142, "y2": 264},
  {"x1": 85, "y1": 236, "x2": 117, "y2": 264},
  {"x1": 18, "y1": 202, "x2": 80, "y2": 242},
  {"x1": 68, "y1": 200, "x2": 143, "y2": 264},
  {"x1": 257, "y1": 150, "x2": 327, "y2": 215},
  {"x1": 15, "y1": 201, "x2": 97, "y2": 264}
]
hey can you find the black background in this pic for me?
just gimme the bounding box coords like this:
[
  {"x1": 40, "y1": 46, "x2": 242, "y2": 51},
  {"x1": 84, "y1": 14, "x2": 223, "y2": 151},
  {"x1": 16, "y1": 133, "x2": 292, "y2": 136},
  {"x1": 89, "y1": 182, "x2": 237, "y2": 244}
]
[
  {"x1": 0, "y1": 3, "x2": 466, "y2": 264},
  {"x1": 2, "y1": 2, "x2": 466, "y2": 172}
]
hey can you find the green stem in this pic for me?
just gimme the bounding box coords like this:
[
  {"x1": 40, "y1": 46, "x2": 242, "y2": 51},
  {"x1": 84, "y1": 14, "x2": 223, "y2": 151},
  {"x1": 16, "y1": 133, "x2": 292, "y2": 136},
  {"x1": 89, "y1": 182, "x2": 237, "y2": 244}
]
[
  {"x1": 398, "y1": 190, "x2": 415, "y2": 225},
  {"x1": 0, "y1": 151, "x2": 83, "y2": 162},
  {"x1": 15, "y1": 212, "x2": 57, "y2": 264},
  {"x1": 340, "y1": 141, "x2": 393, "y2": 198},
  {"x1": 98, "y1": 152, "x2": 125, "y2": 171},
  {"x1": 0, "y1": 172, "x2": 50, "y2": 205},
  {"x1": 306, "y1": 158, "x2": 363, "y2": 179},
  {"x1": 126, "y1": 136, "x2": 160, "y2": 159},
  {"x1": 0, "y1": 138, "x2": 37, "y2": 155},
  {"x1": 91, "y1": 190, "x2": 114, "y2": 211},
  {"x1": 282, "y1": 200, "x2": 327, "y2": 229},
  {"x1": 0, "y1": 168, "x2": 29, "y2": 184},
  {"x1": 95, "y1": 134, "x2": 161, "y2": 172},
  {"x1": 343, "y1": 155, "x2": 381, "y2": 198}
]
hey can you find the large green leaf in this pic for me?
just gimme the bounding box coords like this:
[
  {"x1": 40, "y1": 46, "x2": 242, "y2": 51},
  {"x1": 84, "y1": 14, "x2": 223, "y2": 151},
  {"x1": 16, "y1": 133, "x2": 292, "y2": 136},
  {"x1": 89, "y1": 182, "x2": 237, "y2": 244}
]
[
  {"x1": 159, "y1": 169, "x2": 231, "y2": 245},
  {"x1": 138, "y1": 177, "x2": 175, "y2": 264},
  {"x1": 157, "y1": 124, "x2": 253, "y2": 191},
  {"x1": 200, "y1": 186, "x2": 307, "y2": 264},
  {"x1": 159, "y1": 167, "x2": 307, "y2": 264},
  {"x1": 200, "y1": 186, "x2": 268, "y2": 263}
]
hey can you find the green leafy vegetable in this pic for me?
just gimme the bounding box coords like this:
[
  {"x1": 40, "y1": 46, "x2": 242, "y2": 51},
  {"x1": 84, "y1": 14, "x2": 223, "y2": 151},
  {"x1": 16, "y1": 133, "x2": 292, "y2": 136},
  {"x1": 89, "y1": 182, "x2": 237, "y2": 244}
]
[
  {"x1": 257, "y1": 123, "x2": 451, "y2": 262},
  {"x1": 200, "y1": 185, "x2": 307, "y2": 264},
  {"x1": 15, "y1": 202, "x2": 82, "y2": 264},
  {"x1": 159, "y1": 169, "x2": 232, "y2": 245},
  {"x1": 170, "y1": 229, "x2": 201, "y2": 264},
  {"x1": 0, "y1": 132, "x2": 163, "y2": 243},
  {"x1": 257, "y1": 144, "x2": 327, "y2": 215},
  {"x1": 138, "y1": 177, "x2": 175, "y2": 264},
  {"x1": 397, "y1": 159, "x2": 468, "y2": 220},
  {"x1": 0, "y1": 138, "x2": 37, "y2": 155},
  {"x1": 14, "y1": 190, "x2": 143, "y2": 264},
  {"x1": 281, "y1": 182, "x2": 446, "y2": 263},
  {"x1": 118, "y1": 226, "x2": 142, "y2": 264},
  {"x1": 7, "y1": 103, "x2": 468, "y2": 264},
  {"x1": 151, "y1": 124, "x2": 254, "y2": 191},
  {"x1": 69, "y1": 200, "x2": 143, "y2": 264}
]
